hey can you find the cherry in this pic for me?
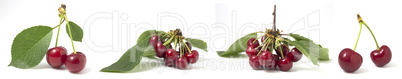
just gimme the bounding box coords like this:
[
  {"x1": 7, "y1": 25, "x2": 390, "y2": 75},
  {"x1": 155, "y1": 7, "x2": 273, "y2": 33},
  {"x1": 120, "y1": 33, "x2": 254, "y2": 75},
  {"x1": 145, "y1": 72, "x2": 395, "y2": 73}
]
[
  {"x1": 185, "y1": 50, "x2": 199, "y2": 64},
  {"x1": 165, "y1": 49, "x2": 178, "y2": 61},
  {"x1": 46, "y1": 46, "x2": 67, "y2": 68},
  {"x1": 273, "y1": 54, "x2": 279, "y2": 67},
  {"x1": 247, "y1": 38, "x2": 259, "y2": 47},
  {"x1": 175, "y1": 57, "x2": 188, "y2": 69},
  {"x1": 149, "y1": 36, "x2": 159, "y2": 47},
  {"x1": 370, "y1": 45, "x2": 392, "y2": 67},
  {"x1": 249, "y1": 55, "x2": 262, "y2": 70},
  {"x1": 155, "y1": 41, "x2": 167, "y2": 58},
  {"x1": 258, "y1": 51, "x2": 276, "y2": 69},
  {"x1": 338, "y1": 48, "x2": 362, "y2": 72},
  {"x1": 65, "y1": 52, "x2": 86, "y2": 73},
  {"x1": 261, "y1": 35, "x2": 267, "y2": 43},
  {"x1": 275, "y1": 44, "x2": 289, "y2": 57},
  {"x1": 245, "y1": 46, "x2": 258, "y2": 57},
  {"x1": 164, "y1": 58, "x2": 175, "y2": 67},
  {"x1": 287, "y1": 48, "x2": 303, "y2": 62},
  {"x1": 278, "y1": 57, "x2": 293, "y2": 71}
]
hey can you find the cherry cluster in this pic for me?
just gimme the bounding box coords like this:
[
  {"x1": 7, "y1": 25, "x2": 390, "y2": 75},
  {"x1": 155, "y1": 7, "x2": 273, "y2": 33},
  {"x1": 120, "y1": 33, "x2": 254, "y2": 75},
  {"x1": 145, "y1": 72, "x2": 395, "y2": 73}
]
[
  {"x1": 149, "y1": 29, "x2": 199, "y2": 69},
  {"x1": 246, "y1": 36, "x2": 302, "y2": 71}
]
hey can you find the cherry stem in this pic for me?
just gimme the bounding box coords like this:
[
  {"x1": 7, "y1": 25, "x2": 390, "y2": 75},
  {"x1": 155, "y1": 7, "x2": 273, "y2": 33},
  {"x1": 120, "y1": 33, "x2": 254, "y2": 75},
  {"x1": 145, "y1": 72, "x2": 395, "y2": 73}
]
[
  {"x1": 64, "y1": 14, "x2": 77, "y2": 54},
  {"x1": 181, "y1": 39, "x2": 192, "y2": 54},
  {"x1": 163, "y1": 35, "x2": 174, "y2": 46},
  {"x1": 353, "y1": 22, "x2": 362, "y2": 51},
  {"x1": 279, "y1": 44, "x2": 284, "y2": 58},
  {"x1": 55, "y1": 14, "x2": 65, "y2": 47},
  {"x1": 362, "y1": 21, "x2": 380, "y2": 50}
]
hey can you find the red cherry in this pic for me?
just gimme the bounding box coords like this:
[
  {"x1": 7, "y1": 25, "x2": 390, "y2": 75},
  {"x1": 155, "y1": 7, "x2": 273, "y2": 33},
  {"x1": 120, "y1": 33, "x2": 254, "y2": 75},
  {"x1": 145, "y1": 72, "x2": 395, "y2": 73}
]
[
  {"x1": 247, "y1": 38, "x2": 260, "y2": 47},
  {"x1": 258, "y1": 51, "x2": 276, "y2": 69},
  {"x1": 46, "y1": 46, "x2": 67, "y2": 68},
  {"x1": 245, "y1": 46, "x2": 258, "y2": 57},
  {"x1": 249, "y1": 55, "x2": 262, "y2": 70},
  {"x1": 185, "y1": 50, "x2": 199, "y2": 64},
  {"x1": 338, "y1": 48, "x2": 362, "y2": 72},
  {"x1": 164, "y1": 58, "x2": 175, "y2": 67},
  {"x1": 149, "y1": 36, "x2": 159, "y2": 47},
  {"x1": 65, "y1": 52, "x2": 86, "y2": 73},
  {"x1": 287, "y1": 48, "x2": 303, "y2": 62},
  {"x1": 275, "y1": 44, "x2": 289, "y2": 57},
  {"x1": 175, "y1": 57, "x2": 188, "y2": 69},
  {"x1": 278, "y1": 57, "x2": 293, "y2": 71},
  {"x1": 371, "y1": 45, "x2": 392, "y2": 67},
  {"x1": 155, "y1": 41, "x2": 167, "y2": 58},
  {"x1": 165, "y1": 49, "x2": 178, "y2": 61}
]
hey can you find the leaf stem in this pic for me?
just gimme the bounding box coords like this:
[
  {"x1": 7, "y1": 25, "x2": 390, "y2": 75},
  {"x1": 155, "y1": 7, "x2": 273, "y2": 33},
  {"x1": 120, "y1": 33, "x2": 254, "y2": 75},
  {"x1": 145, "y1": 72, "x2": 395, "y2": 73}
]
[
  {"x1": 64, "y1": 14, "x2": 77, "y2": 54},
  {"x1": 55, "y1": 14, "x2": 65, "y2": 47},
  {"x1": 353, "y1": 22, "x2": 362, "y2": 51},
  {"x1": 362, "y1": 21, "x2": 380, "y2": 50}
]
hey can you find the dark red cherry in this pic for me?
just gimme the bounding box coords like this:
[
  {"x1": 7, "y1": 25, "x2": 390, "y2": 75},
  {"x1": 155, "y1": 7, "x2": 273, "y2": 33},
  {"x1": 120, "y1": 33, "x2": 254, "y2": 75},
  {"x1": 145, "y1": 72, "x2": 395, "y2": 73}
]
[
  {"x1": 287, "y1": 48, "x2": 303, "y2": 62},
  {"x1": 246, "y1": 46, "x2": 258, "y2": 57},
  {"x1": 275, "y1": 44, "x2": 289, "y2": 57},
  {"x1": 65, "y1": 52, "x2": 86, "y2": 73},
  {"x1": 371, "y1": 45, "x2": 392, "y2": 67},
  {"x1": 46, "y1": 46, "x2": 67, "y2": 68},
  {"x1": 278, "y1": 57, "x2": 293, "y2": 71},
  {"x1": 258, "y1": 51, "x2": 276, "y2": 69},
  {"x1": 165, "y1": 49, "x2": 178, "y2": 61},
  {"x1": 164, "y1": 58, "x2": 175, "y2": 67},
  {"x1": 175, "y1": 57, "x2": 188, "y2": 69},
  {"x1": 155, "y1": 41, "x2": 167, "y2": 58},
  {"x1": 249, "y1": 55, "x2": 262, "y2": 70},
  {"x1": 338, "y1": 48, "x2": 362, "y2": 72},
  {"x1": 247, "y1": 38, "x2": 259, "y2": 47},
  {"x1": 149, "y1": 36, "x2": 159, "y2": 47},
  {"x1": 185, "y1": 50, "x2": 199, "y2": 64}
]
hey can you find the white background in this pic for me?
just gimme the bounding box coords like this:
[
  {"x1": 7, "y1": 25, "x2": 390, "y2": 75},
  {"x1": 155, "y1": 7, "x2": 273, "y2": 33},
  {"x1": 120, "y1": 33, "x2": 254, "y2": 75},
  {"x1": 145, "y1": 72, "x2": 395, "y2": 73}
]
[{"x1": 0, "y1": 0, "x2": 400, "y2": 79}]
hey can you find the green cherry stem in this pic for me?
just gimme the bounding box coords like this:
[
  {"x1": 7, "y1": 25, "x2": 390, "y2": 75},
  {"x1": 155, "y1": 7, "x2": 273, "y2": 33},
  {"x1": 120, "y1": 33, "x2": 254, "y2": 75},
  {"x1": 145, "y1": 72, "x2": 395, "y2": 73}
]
[
  {"x1": 64, "y1": 14, "x2": 77, "y2": 54},
  {"x1": 279, "y1": 45, "x2": 284, "y2": 58},
  {"x1": 181, "y1": 39, "x2": 192, "y2": 54},
  {"x1": 362, "y1": 21, "x2": 380, "y2": 50},
  {"x1": 55, "y1": 14, "x2": 65, "y2": 47},
  {"x1": 353, "y1": 22, "x2": 363, "y2": 51}
]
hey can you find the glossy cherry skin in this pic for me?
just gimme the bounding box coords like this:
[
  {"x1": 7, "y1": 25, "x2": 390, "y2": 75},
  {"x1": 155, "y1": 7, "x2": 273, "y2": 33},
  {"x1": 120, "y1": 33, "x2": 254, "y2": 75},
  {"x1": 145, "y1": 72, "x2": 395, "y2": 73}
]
[
  {"x1": 65, "y1": 52, "x2": 86, "y2": 73},
  {"x1": 185, "y1": 50, "x2": 199, "y2": 64},
  {"x1": 164, "y1": 58, "x2": 175, "y2": 67},
  {"x1": 165, "y1": 49, "x2": 178, "y2": 61},
  {"x1": 258, "y1": 51, "x2": 276, "y2": 69},
  {"x1": 275, "y1": 44, "x2": 289, "y2": 57},
  {"x1": 371, "y1": 45, "x2": 392, "y2": 67},
  {"x1": 245, "y1": 46, "x2": 258, "y2": 57},
  {"x1": 249, "y1": 55, "x2": 262, "y2": 70},
  {"x1": 278, "y1": 57, "x2": 293, "y2": 71},
  {"x1": 175, "y1": 57, "x2": 188, "y2": 69},
  {"x1": 155, "y1": 41, "x2": 167, "y2": 58},
  {"x1": 287, "y1": 48, "x2": 303, "y2": 62},
  {"x1": 338, "y1": 48, "x2": 362, "y2": 72},
  {"x1": 149, "y1": 36, "x2": 159, "y2": 47},
  {"x1": 247, "y1": 38, "x2": 260, "y2": 47},
  {"x1": 272, "y1": 54, "x2": 279, "y2": 68},
  {"x1": 46, "y1": 46, "x2": 67, "y2": 68}
]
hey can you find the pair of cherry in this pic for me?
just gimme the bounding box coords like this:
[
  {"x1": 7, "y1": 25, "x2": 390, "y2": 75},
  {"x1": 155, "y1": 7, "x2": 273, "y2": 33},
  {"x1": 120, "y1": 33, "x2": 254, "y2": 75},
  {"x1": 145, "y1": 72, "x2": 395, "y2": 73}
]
[
  {"x1": 246, "y1": 37, "x2": 302, "y2": 71},
  {"x1": 46, "y1": 46, "x2": 86, "y2": 73},
  {"x1": 338, "y1": 14, "x2": 392, "y2": 72},
  {"x1": 150, "y1": 36, "x2": 199, "y2": 69}
]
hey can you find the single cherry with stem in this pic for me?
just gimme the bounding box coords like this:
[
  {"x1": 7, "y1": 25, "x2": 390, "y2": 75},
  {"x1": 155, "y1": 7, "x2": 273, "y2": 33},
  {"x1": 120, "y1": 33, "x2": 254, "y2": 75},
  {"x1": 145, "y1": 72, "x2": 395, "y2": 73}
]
[
  {"x1": 47, "y1": 12, "x2": 67, "y2": 68},
  {"x1": 61, "y1": 6, "x2": 86, "y2": 73},
  {"x1": 358, "y1": 14, "x2": 392, "y2": 67}
]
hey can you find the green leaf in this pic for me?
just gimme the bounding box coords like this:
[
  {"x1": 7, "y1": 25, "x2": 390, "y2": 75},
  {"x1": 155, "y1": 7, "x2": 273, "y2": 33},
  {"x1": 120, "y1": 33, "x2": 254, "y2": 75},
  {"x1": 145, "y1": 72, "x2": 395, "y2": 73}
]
[
  {"x1": 142, "y1": 45, "x2": 156, "y2": 57},
  {"x1": 217, "y1": 33, "x2": 257, "y2": 57},
  {"x1": 9, "y1": 26, "x2": 53, "y2": 69},
  {"x1": 66, "y1": 21, "x2": 83, "y2": 42},
  {"x1": 100, "y1": 44, "x2": 145, "y2": 72},
  {"x1": 185, "y1": 38, "x2": 208, "y2": 52},
  {"x1": 136, "y1": 30, "x2": 166, "y2": 47},
  {"x1": 288, "y1": 41, "x2": 319, "y2": 65},
  {"x1": 289, "y1": 33, "x2": 330, "y2": 60}
]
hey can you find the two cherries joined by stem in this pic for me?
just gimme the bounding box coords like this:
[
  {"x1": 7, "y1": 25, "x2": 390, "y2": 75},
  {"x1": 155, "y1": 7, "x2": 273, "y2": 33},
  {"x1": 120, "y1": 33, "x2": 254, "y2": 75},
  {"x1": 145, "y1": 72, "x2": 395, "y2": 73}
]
[{"x1": 338, "y1": 14, "x2": 392, "y2": 73}]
